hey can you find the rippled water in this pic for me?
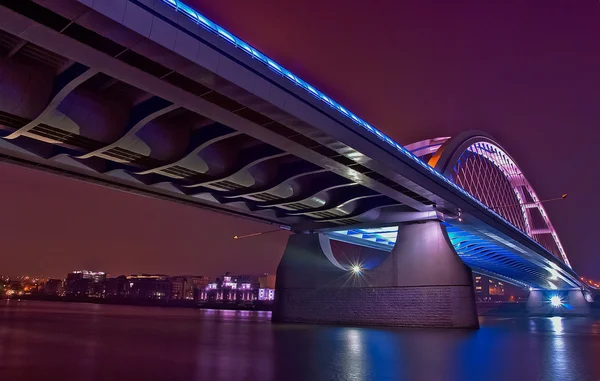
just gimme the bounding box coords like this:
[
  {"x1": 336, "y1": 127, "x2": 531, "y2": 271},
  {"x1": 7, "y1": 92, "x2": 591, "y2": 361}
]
[{"x1": 1, "y1": 300, "x2": 600, "y2": 381}]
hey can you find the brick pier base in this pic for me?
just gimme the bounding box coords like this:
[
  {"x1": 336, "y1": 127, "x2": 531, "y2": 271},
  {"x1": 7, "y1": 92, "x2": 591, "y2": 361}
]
[{"x1": 272, "y1": 221, "x2": 479, "y2": 329}]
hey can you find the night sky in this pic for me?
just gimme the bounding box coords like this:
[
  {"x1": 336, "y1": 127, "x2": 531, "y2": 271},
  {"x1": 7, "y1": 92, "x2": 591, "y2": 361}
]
[{"x1": 1, "y1": 0, "x2": 599, "y2": 279}]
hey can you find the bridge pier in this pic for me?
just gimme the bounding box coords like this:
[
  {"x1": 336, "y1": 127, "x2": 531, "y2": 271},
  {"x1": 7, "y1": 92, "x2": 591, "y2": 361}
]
[
  {"x1": 526, "y1": 289, "x2": 592, "y2": 316},
  {"x1": 272, "y1": 221, "x2": 479, "y2": 329}
]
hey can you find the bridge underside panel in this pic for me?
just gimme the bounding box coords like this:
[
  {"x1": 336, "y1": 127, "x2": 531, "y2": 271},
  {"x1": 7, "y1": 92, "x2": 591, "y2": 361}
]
[
  {"x1": 273, "y1": 221, "x2": 478, "y2": 329},
  {"x1": 0, "y1": 2, "x2": 439, "y2": 231},
  {"x1": 443, "y1": 223, "x2": 567, "y2": 290}
]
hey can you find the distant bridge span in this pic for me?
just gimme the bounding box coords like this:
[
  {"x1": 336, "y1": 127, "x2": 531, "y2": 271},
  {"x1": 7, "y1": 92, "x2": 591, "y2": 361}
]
[{"x1": 0, "y1": 0, "x2": 593, "y2": 327}]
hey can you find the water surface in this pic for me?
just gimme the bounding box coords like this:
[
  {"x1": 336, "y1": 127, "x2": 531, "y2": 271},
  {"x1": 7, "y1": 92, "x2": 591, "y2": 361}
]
[{"x1": 1, "y1": 300, "x2": 599, "y2": 381}]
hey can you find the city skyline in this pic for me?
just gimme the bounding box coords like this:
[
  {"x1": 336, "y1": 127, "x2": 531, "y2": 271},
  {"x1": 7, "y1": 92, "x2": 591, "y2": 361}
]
[
  {"x1": 1, "y1": 0, "x2": 600, "y2": 279},
  {"x1": 0, "y1": 268, "x2": 275, "y2": 281}
]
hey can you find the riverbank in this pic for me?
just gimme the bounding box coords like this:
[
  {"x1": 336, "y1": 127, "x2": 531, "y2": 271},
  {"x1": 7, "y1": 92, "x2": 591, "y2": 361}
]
[
  {"x1": 9, "y1": 294, "x2": 274, "y2": 311},
  {"x1": 477, "y1": 300, "x2": 600, "y2": 317},
  {"x1": 9, "y1": 295, "x2": 599, "y2": 316}
]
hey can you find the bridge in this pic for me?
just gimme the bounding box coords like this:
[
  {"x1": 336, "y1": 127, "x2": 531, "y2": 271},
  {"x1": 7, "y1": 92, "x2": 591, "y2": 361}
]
[{"x1": 0, "y1": 0, "x2": 593, "y2": 328}]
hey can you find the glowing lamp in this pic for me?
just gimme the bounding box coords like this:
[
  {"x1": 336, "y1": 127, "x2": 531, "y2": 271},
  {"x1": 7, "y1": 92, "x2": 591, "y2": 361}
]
[
  {"x1": 550, "y1": 295, "x2": 562, "y2": 307},
  {"x1": 351, "y1": 265, "x2": 362, "y2": 274}
]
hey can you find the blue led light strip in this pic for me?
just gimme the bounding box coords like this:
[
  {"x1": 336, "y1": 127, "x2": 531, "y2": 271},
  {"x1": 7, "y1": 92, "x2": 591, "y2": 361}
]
[
  {"x1": 156, "y1": 0, "x2": 574, "y2": 268},
  {"x1": 158, "y1": 0, "x2": 436, "y2": 170}
]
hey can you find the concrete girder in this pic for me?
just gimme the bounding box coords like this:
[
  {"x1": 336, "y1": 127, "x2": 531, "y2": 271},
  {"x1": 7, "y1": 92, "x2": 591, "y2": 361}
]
[
  {"x1": 137, "y1": 123, "x2": 239, "y2": 177},
  {"x1": 78, "y1": 96, "x2": 177, "y2": 159},
  {"x1": 182, "y1": 143, "x2": 287, "y2": 189},
  {"x1": 220, "y1": 164, "x2": 325, "y2": 201},
  {"x1": 311, "y1": 196, "x2": 400, "y2": 224},
  {"x1": 284, "y1": 186, "x2": 380, "y2": 216},
  {"x1": 6, "y1": 63, "x2": 98, "y2": 140}
]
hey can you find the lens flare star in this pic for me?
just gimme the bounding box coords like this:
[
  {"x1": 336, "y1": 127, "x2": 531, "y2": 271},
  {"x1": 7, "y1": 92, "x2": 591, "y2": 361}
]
[{"x1": 550, "y1": 295, "x2": 563, "y2": 307}]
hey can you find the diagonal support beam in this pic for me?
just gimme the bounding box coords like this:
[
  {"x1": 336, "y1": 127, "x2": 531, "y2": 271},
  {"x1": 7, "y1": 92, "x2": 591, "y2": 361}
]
[
  {"x1": 284, "y1": 187, "x2": 381, "y2": 216},
  {"x1": 183, "y1": 144, "x2": 287, "y2": 188},
  {"x1": 313, "y1": 196, "x2": 400, "y2": 223},
  {"x1": 254, "y1": 173, "x2": 355, "y2": 209},
  {"x1": 78, "y1": 96, "x2": 177, "y2": 159},
  {"x1": 6, "y1": 63, "x2": 97, "y2": 140},
  {"x1": 220, "y1": 163, "x2": 325, "y2": 202},
  {"x1": 137, "y1": 123, "x2": 240, "y2": 177}
]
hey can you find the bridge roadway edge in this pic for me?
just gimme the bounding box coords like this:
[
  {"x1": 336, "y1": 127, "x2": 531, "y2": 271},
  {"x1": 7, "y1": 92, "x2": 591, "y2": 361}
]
[{"x1": 272, "y1": 221, "x2": 479, "y2": 329}]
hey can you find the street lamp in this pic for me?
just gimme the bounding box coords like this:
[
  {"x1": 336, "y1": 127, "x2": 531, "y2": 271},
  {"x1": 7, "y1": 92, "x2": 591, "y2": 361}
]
[
  {"x1": 233, "y1": 226, "x2": 289, "y2": 240},
  {"x1": 488, "y1": 194, "x2": 568, "y2": 211}
]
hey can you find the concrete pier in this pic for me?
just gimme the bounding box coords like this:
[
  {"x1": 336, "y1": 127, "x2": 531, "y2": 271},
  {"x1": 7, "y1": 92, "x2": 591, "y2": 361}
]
[
  {"x1": 526, "y1": 289, "x2": 591, "y2": 316},
  {"x1": 272, "y1": 221, "x2": 479, "y2": 328}
]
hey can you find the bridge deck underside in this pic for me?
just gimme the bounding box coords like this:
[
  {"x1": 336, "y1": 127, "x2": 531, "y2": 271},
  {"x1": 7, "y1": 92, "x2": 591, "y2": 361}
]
[
  {"x1": 444, "y1": 224, "x2": 561, "y2": 289},
  {"x1": 0, "y1": 0, "x2": 438, "y2": 229}
]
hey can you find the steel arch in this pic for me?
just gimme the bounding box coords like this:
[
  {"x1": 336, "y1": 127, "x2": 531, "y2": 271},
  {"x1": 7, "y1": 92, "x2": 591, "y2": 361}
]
[{"x1": 409, "y1": 131, "x2": 571, "y2": 268}]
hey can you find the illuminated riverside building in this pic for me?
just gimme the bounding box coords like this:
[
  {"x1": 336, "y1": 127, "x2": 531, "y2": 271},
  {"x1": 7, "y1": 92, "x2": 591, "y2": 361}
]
[
  {"x1": 472, "y1": 274, "x2": 528, "y2": 302},
  {"x1": 170, "y1": 276, "x2": 210, "y2": 300},
  {"x1": 170, "y1": 276, "x2": 186, "y2": 300},
  {"x1": 197, "y1": 273, "x2": 275, "y2": 304}
]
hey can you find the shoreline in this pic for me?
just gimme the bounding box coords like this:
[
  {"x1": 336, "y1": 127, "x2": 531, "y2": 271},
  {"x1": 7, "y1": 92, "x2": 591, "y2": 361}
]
[{"x1": 8, "y1": 294, "x2": 274, "y2": 311}]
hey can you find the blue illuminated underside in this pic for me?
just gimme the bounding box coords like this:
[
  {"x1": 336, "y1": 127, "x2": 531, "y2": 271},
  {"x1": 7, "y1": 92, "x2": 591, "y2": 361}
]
[
  {"x1": 328, "y1": 224, "x2": 554, "y2": 289},
  {"x1": 328, "y1": 227, "x2": 397, "y2": 250},
  {"x1": 444, "y1": 223, "x2": 553, "y2": 289},
  {"x1": 157, "y1": 0, "x2": 572, "y2": 274}
]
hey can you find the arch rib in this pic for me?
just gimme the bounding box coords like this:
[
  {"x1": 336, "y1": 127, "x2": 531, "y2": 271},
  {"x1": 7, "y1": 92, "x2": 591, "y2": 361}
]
[{"x1": 427, "y1": 130, "x2": 571, "y2": 268}]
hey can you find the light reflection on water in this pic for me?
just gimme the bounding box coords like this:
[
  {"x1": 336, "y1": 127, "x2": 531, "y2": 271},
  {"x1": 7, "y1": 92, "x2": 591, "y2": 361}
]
[{"x1": 0, "y1": 301, "x2": 599, "y2": 381}]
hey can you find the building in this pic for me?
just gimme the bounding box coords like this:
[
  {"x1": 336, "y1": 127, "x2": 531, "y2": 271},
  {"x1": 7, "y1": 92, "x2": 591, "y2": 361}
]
[
  {"x1": 474, "y1": 275, "x2": 511, "y2": 301},
  {"x1": 184, "y1": 276, "x2": 209, "y2": 300},
  {"x1": 64, "y1": 278, "x2": 90, "y2": 297},
  {"x1": 259, "y1": 274, "x2": 276, "y2": 289},
  {"x1": 199, "y1": 273, "x2": 245, "y2": 303},
  {"x1": 258, "y1": 288, "x2": 275, "y2": 301},
  {"x1": 64, "y1": 270, "x2": 106, "y2": 297},
  {"x1": 474, "y1": 275, "x2": 485, "y2": 296},
  {"x1": 105, "y1": 276, "x2": 130, "y2": 298},
  {"x1": 43, "y1": 279, "x2": 63, "y2": 296},
  {"x1": 127, "y1": 274, "x2": 171, "y2": 300},
  {"x1": 198, "y1": 273, "x2": 274, "y2": 304},
  {"x1": 170, "y1": 276, "x2": 186, "y2": 300},
  {"x1": 489, "y1": 280, "x2": 505, "y2": 296}
]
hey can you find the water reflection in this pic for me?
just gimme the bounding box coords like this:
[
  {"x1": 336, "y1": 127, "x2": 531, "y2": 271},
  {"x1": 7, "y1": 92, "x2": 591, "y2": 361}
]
[
  {"x1": 343, "y1": 329, "x2": 365, "y2": 380},
  {"x1": 0, "y1": 301, "x2": 599, "y2": 381},
  {"x1": 550, "y1": 316, "x2": 564, "y2": 334}
]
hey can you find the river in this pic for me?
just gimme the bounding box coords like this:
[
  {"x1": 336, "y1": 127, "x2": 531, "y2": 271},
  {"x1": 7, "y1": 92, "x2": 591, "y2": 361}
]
[{"x1": 1, "y1": 300, "x2": 599, "y2": 381}]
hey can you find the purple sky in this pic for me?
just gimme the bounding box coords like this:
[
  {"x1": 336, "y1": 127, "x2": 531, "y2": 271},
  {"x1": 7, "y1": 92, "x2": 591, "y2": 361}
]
[{"x1": 1, "y1": 0, "x2": 599, "y2": 279}]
